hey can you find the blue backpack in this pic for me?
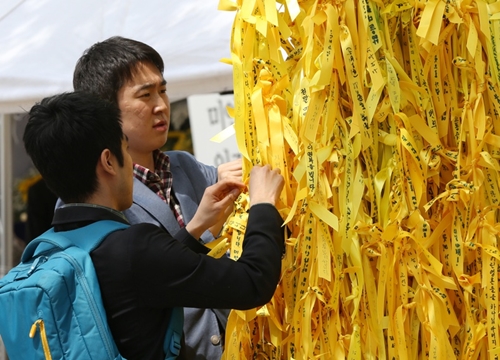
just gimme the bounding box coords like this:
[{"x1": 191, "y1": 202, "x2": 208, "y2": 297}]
[{"x1": 0, "y1": 220, "x2": 183, "y2": 360}]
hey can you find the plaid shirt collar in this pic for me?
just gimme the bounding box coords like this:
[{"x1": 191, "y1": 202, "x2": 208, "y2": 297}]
[
  {"x1": 133, "y1": 149, "x2": 172, "y2": 203},
  {"x1": 132, "y1": 150, "x2": 185, "y2": 227}
]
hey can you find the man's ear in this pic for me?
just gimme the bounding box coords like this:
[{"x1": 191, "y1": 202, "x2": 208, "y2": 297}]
[{"x1": 99, "y1": 149, "x2": 117, "y2": 175}]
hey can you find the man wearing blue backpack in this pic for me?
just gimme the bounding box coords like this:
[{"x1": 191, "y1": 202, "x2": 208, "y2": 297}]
[{"x1": 2, "y1": 91, "x2": 285, "y2": 360}]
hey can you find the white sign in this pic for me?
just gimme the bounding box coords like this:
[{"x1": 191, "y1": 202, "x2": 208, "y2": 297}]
[{"x1": 187, "y1": 93, "x2": 241, "y2": 167}]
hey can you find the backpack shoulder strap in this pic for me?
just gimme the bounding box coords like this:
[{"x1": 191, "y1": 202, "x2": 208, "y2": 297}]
[
  {"x1": 22, "y1": 220, "x2": 129, "y2": 261},
  {"x1": 164, "y1": 307, "x2": 183, "y2": 360}
]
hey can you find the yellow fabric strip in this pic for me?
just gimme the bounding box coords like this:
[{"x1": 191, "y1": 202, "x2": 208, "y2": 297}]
[
  {"x1": 218, "y1": 0, "x2": 500, "y2": 358},
  {"x1": 210, "y1": 124, "x2": 236, "y2": 143}
]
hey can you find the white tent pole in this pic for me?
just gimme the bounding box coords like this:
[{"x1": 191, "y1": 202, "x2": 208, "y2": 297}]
[
  {"x1": 0, "y1": 113, "x2": 13, "y2": 275},
  {"x1": 0, "y1": 113, "x2": 13, "y2": 360}
]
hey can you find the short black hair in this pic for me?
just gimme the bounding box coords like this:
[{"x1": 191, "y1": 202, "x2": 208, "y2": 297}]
[
  {"x1": 23, "y1": 91, "x2": 124, "y2": 203},
  {"x1": 73, "y1": 36, "x2": 165, "y2": 105}
]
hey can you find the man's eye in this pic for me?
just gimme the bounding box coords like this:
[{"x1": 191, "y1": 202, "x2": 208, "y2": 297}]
[
  {"x1": 140, "y1": 93, "x2": 151, "y2": 98},
  {"x1": 160, "y1": 89, "x2": 167, "y2": 94}
]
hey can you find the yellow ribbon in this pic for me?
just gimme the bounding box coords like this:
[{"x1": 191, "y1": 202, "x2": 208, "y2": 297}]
[{"x1": 216, "y1": 0, "x2": 500, "y2": 358}]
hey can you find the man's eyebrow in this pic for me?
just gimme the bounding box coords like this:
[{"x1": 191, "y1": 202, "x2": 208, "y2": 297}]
[
  {"x1": 134, "y1": 79, "x2": 167, "y2": 93},
  {"x1": 135, "y1": 83, "x2": 154, "y2": 93}
]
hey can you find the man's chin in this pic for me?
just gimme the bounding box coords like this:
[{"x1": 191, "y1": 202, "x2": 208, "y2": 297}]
[{"x1": 118, "y1": 202, "x2": 133, "y2": 212}]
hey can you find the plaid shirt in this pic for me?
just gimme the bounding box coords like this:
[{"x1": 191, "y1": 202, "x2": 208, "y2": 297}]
[{"x1": 132, "y1": 150, "x2": 185, "y2": 227}]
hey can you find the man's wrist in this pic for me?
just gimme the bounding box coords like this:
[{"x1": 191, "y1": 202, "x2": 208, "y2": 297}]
[{"x1": 185, "y1": 220, "x2": 204, "y2": 240}]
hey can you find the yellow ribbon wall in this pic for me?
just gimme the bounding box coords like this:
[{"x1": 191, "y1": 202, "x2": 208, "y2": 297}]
[{"x1": 213, "y1": 0, "x2": 500, "y2": 358}]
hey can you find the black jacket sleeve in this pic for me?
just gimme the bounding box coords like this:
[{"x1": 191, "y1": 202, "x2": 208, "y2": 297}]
[{"x1": 94, "y1": 203, "x2": 284, "y2": 311}]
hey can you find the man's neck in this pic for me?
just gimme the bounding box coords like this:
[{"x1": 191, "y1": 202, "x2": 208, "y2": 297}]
[
  {"x1": 85, "y1": 191, "x2": 121, "y2": 211},
  {"x1": 130, "y1": 151, "x2": 155, "y2": 170}
]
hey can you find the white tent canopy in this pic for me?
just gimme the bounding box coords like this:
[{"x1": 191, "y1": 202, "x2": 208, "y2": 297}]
[
  {"x1": 0, "y1": 6, "x2": 236, "y2": 356},
  {"x1": 0, "y1": 0, "x2": 236, "y2": 114}
]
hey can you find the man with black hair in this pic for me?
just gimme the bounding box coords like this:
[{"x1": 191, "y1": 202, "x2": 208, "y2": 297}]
[
  {"x1": 24, "y1": 91, "x2": 284, "y2": 360},
  {"x1": 72, "y1": 36, "x2": 241, "y2": 359}
]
